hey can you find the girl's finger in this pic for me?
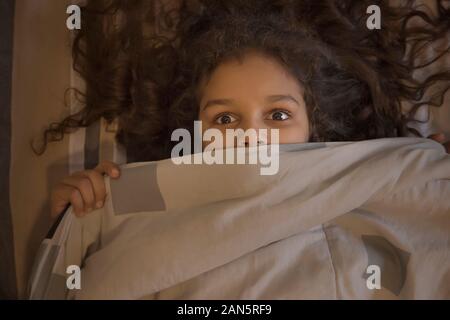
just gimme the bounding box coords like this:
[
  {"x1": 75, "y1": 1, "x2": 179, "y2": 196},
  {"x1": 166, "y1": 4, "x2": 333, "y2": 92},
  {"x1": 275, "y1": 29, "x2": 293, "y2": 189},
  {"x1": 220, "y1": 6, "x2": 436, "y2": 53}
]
[
  {"x1": 75, "y1": 170, "x2": 107, "y2": 209},
  {"x1": 94, "y1": 160, "x2": 121, "y2": 179},
  {"x1": 50, "y1": 184, "x2": 74, "y2": 218},
  {"x1": 61, "y1": 175, "x2": 96, "y2": 213},
  {"x1": 428, "y1": 133, "x2": 446, "y2": 143},
  {"x1": 55, "y1": 186, "x2": 84, "y2": 217},
  {"x1": 68, "y1": 188, "x2": 86, "y2": 217}
]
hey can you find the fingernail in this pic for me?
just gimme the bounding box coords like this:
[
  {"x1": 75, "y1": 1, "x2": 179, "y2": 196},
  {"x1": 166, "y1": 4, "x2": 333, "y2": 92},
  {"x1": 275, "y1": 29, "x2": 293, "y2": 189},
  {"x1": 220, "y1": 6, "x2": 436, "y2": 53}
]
[{"x1": 96, "y1": 201, "x2": 103, "y2": 208}]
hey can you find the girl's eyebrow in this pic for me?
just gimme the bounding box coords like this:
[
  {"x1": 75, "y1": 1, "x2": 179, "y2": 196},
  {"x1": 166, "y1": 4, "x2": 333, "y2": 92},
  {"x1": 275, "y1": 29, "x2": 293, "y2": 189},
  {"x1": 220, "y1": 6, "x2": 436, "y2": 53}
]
[
  {"x1": 266, "y1": 94, "x2": 300, "y2": 106},
  {"x1": 202, "y1": 94, "x2": 300, "y2": 111},
  {"x1": 202, "y1": 98, "x2": 236, "y2": 111}
]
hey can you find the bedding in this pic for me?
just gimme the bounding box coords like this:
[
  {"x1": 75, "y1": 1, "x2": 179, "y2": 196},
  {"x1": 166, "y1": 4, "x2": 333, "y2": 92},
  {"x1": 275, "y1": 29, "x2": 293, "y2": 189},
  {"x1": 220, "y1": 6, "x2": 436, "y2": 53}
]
[{"x1": 28, "y1": 137, "x2": 450, "y2": 299}]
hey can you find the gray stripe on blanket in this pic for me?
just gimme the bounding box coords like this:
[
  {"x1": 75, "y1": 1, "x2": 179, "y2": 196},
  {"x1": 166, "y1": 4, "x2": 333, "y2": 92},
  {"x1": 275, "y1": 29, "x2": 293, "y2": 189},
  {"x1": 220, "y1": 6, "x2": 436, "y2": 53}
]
[
  {"x1": 110, "y1": 163, "x2": 166, "y2": 215},
  {"x1": 361, "y1": 235, "x2": 410, "y2": 296},
  {"x1": 30, "y1": 244, "x2": 60, "y2": 300}
]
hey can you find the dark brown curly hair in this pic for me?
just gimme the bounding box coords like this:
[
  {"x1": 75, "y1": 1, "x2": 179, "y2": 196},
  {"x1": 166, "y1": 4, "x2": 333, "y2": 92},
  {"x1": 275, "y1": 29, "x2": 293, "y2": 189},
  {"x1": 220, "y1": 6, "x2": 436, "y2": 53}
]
[{"x1": 34, "y1": 0, "x2": 450, "y2": 162}]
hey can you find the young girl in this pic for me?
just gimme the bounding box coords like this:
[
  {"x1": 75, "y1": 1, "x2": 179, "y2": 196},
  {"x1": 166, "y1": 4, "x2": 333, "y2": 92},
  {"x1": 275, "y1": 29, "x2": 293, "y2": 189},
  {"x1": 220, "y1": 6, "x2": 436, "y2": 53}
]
[{"x1": 37, "y1": 0, "x2": 449, "y2": 217}]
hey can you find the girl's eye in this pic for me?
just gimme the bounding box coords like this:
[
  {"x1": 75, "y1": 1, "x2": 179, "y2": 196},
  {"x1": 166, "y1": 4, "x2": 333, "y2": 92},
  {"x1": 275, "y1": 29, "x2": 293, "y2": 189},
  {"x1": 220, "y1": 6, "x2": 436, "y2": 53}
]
[
  {"x1": 268, "y1": 110, "x2": 290, "y2": 121},
  {"x1": 215, "y1": 114, "x2": 237, "y2": 125}
]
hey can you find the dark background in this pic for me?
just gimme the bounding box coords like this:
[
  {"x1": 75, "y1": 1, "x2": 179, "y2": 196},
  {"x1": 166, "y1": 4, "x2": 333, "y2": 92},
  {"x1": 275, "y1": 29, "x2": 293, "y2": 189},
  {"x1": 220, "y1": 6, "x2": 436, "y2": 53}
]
[{"x1": 0, "y1": 0, "x2": 17, "y2": 300}]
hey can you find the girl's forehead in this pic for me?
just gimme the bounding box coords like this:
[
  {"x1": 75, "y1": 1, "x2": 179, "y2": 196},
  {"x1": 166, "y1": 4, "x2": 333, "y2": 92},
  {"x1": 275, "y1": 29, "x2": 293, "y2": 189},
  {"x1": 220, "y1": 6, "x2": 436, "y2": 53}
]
[{"x1": 199, "y1": 51, "x2": 303, "y2": 104}]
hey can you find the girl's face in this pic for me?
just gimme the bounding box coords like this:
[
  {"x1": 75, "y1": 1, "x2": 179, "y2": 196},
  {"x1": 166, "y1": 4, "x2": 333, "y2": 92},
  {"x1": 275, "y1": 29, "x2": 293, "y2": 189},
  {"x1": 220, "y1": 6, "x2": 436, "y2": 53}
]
[{"x1": 198, "y1": 51, "x2": 310, "y2": 147}]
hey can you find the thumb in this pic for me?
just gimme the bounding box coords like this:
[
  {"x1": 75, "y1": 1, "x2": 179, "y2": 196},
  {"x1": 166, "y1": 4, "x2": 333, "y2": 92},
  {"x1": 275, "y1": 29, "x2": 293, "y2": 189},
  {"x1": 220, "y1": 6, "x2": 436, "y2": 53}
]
[
  {"x1": 94, "y1": 160, "x2": 121, "y2": 179},
  {"x1": 427, "y1": 133, "x2": 446, "y2": 143}
]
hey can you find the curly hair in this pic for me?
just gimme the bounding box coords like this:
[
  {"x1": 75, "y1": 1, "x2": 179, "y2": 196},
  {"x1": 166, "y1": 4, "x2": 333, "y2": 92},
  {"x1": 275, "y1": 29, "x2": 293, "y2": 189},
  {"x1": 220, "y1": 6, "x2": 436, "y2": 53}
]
[{"x1": 34, "y1": 0, "x2": 450, "y2": 162}]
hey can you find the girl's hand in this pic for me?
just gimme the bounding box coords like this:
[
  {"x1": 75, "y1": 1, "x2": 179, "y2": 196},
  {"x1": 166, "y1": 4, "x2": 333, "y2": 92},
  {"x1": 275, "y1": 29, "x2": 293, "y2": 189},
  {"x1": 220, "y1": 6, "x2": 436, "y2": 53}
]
[
  {"x1": 50, "y1": 160, "x2": 121, "y2": 218},
  {"x1": 428, "y1": 133, "x2": 450, "y2": 154}
]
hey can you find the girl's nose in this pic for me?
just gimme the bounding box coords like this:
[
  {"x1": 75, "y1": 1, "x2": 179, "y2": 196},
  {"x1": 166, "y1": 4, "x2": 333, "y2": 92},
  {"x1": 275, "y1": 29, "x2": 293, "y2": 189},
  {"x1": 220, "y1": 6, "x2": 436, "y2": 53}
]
[
  {"x1": 238, "y1": 117, "x2": 263, "y2": 132},
  {"x1": 236, "y1": 119, "x2": 268, "y2": 147}
]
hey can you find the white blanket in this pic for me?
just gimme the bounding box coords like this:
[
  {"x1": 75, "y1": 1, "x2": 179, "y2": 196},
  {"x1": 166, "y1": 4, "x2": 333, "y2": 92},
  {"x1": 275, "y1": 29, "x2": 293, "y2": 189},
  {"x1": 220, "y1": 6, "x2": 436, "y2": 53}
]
[{"x1": 28, "y1": 138, "x2": 450, "y2": 299}]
